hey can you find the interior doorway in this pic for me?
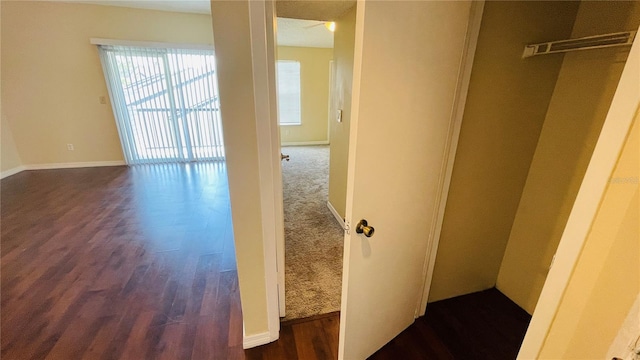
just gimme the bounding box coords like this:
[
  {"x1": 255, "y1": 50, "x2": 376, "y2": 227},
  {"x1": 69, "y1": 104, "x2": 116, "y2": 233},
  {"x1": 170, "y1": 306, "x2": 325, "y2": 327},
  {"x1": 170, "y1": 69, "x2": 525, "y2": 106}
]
[
  {"x1": 275, "y1": 16, "x2": 347, "y2": 320},
  {"x1": 280, "y1": 145, "x2": 343, "y2": 320}
]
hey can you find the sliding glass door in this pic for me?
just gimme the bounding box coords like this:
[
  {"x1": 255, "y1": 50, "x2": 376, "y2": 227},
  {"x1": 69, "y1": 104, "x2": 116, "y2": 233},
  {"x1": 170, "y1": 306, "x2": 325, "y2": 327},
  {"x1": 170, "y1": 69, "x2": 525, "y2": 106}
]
[{"x1": 98, "y1": 45, "x2": 224, "y2": 164}]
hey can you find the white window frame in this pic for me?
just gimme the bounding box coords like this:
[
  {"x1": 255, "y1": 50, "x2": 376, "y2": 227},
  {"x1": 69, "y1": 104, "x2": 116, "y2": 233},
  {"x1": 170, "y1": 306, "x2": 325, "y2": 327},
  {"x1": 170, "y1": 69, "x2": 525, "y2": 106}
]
[{"x1": 276, "y1": 60, "x2": 302, "y2": 126}]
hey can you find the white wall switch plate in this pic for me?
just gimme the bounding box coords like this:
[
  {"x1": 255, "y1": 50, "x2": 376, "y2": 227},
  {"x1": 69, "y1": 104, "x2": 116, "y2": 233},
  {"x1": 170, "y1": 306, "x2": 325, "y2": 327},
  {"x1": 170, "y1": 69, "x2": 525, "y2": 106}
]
[{"x1": 337, "y1": 109, "x2": 343, "y2": 123}]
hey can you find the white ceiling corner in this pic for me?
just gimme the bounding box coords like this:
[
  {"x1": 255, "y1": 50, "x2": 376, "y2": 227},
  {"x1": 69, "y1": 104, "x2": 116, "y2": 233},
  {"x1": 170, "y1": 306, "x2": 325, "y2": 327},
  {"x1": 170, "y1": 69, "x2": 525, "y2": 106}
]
[
  {"x1": 54, "y1": 0, "x2": 355, "y2": 19},
  {"x1": 53, "y1": 0, "x2": 211, "y2": 15}
]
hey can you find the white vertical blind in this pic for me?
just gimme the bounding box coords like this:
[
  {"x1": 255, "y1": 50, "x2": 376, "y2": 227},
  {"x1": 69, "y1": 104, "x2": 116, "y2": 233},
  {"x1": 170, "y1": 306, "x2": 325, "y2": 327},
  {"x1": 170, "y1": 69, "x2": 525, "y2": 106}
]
[
  {"x1": 98, "y1": 45, "x2": 224, "y2": 164},
  {"x1": 277, "y1": 61, "x2": 301, "y2": 125}
]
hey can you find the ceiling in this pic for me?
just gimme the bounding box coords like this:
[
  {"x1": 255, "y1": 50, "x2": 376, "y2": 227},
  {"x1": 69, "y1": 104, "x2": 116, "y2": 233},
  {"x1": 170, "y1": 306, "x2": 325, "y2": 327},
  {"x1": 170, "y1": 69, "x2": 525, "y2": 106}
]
[
  {"x1": 276, "y1": 1, "x2": 355, "y2": 21},
  {"x1": 61, "y1": 0, "x2": 356, "y2": 20},
  {"x1": 59, "y1": 0, "x2": 347, "y2": 48},
  {"x1": 61, "y1": 0, "x2": 211, "y2": 14},
  {"x1": 277, "y1": 18, "x2": 333, "y2": 48}
]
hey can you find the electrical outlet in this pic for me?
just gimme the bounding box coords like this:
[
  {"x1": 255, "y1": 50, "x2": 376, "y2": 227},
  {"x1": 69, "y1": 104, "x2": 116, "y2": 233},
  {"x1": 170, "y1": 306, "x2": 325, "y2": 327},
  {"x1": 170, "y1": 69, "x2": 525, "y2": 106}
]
[
  {"x1": 67, "y1": 143, "x2": 74, "y2": 151},
  {"x1": 99, "y1": 96, "x2": 107, "y2": 104}
]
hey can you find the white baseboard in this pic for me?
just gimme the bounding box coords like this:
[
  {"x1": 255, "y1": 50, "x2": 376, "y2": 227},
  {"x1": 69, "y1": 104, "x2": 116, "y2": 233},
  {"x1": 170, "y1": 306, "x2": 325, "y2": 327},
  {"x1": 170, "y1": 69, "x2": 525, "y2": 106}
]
[
  {"x1": 1, "y1": 165, "x2": 26, "y2": 179},
  {"x1": 281, "y1": 140, "x2": 329, "y2": 147},
  {"x1": 327, "y1": 200, "x2": 347, "y2": 230},
  {"x1": 243, "y1": 331, "x2": 274, "y2": 349},
  {"x1": 24, "y1": 160, "x2": 126, "y2": 170},
  {"x1": 1, "y1": 161, "x2": 126, "y2": 179}
]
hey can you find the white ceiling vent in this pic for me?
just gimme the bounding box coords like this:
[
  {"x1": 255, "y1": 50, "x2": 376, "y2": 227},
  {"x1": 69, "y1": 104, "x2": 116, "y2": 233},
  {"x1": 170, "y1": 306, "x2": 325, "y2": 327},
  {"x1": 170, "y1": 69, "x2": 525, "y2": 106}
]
[{"x1": 523, "y1": 31, "x2": 636, "y2": 58}]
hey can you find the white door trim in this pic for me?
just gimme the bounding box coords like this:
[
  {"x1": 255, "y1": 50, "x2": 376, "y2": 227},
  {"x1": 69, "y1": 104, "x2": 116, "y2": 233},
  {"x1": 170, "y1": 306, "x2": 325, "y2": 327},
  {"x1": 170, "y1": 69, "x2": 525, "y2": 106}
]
[
  {"x1": 517, "y1": 25, "x2": 640, "y2": 359},
  {"x1": 418, "y1": 0, "x2": 485, "y2": 315},
  {"x1": 266, "y1": 1, "x2": 287, "y2": 320},
  {"x1": 337, "y1": 1, "x2": 366, "y2": 354},
  {"x1": 247, "y1": 0, "x2": 283, "y2": 344}
]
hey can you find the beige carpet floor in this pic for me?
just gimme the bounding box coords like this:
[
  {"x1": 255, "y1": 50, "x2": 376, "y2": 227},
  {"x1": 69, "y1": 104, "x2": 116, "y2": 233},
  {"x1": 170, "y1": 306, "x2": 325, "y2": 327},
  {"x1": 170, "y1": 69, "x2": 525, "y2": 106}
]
[{"x1": 281, "y1": 145, "x2": 344, "y2": 320}]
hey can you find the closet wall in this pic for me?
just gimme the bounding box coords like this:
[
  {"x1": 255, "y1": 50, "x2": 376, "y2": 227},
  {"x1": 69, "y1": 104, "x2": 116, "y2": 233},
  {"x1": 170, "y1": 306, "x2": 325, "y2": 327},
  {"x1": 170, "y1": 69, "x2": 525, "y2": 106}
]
[
  {"x1": 429, "y1": 1, "x2": 580, "y2": 302},
  {"x1": 497, "y1": 1, "x2": 640, "y2": 314},
  {"x1": 430, "y1": 0, "x2": 640, "y2": 311}
]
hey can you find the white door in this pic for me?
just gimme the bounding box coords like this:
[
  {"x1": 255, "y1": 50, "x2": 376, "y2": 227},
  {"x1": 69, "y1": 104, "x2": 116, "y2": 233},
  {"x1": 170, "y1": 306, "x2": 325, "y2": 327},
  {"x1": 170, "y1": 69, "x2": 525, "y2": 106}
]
[{"x1": 339, "y1": 1, "x2": 474, "y2": 358}]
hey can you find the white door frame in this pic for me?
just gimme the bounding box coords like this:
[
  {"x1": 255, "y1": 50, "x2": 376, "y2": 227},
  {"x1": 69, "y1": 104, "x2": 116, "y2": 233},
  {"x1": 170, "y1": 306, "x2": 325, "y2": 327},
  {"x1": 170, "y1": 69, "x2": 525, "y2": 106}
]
[
  {"x1": 267, "y1": 2, "x2": 287, "y2": 320},
  {"x1": 262, "y1": 0, "x2": 287, "y2": 320},
  {"x1": 247, "y1": 0, "x2": 285, "y2": 344},
  {"x1": 260, "y1": 0, "x2": 487, "y2": 342},
  {"x1": 252, "y1": 0, "x2": 638, "y2": 352},
  {"x1": 517, "y1": 26, "x2": 640, "y2": 359}
]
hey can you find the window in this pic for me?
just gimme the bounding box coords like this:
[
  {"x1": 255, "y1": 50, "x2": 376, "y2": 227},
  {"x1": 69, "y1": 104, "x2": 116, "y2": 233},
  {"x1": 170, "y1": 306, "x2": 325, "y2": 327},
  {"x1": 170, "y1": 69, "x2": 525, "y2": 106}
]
[
  {"x1": 98, "y1": 45, "x2": 224, "y2": 164},
  {"x1": 277, "y1": 61, "x2": 301, "y2": 125}
]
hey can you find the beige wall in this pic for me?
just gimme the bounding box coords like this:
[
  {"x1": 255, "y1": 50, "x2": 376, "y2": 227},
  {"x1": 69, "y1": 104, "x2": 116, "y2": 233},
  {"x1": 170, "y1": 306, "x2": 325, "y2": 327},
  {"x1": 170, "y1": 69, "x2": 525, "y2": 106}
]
[
  {"x1": 538, "y1": 108, "x2": 639, "y2": 359},
  {"x1": 497, "y1": 1, "x2": 640, "y2": 314},
  {"x1": 429, "y1": 1, "x2": 580, "y2": 302},
  {"x1": 210, "y1": 1, "x2": 269, "y2": 336},
  {"x1": 1, "y1": 1, "x2": 22, "y2": 175},
  {"x1": 327, "y1": 7, "x2": 356, "y2": 218},
  {"x1": 1, "y1": 113, "x2": 22, "y2": 173},
  {"x1": 1, "y1": 1, "x2": 213, "y2": 166},
  {"x1": 277, "y1": 46, "x2": 332, "y2": 144}
]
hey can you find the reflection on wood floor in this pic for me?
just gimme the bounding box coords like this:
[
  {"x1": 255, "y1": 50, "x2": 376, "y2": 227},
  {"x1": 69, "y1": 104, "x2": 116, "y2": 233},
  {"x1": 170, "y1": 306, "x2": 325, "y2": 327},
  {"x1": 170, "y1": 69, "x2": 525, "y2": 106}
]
[
  {"x1": 1, "y1": 164, "x2": 529, "y2": 359},
  {"x1": 2, "y1": 164, "x2": 244, "y2": 359}
]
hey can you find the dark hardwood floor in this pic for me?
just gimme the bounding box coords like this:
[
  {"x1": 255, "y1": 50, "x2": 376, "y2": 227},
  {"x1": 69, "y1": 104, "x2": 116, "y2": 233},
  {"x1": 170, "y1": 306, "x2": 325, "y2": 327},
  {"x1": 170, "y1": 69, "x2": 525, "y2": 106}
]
[
  {"x1": 1, "y1": 164, "x2": 343, "y2": 360},
  {"x1": 2, "y1": 165, "x2": 529, "y2": 360},
  {"x1": 2, "y1": 164, "x2": 239, "y2": 359},
  {"x1": 245, "y1": 312, "x2": 340, "y2": 360},
  {"x1": 370, "y1": 288, "x2": 532, "y2": 360}
]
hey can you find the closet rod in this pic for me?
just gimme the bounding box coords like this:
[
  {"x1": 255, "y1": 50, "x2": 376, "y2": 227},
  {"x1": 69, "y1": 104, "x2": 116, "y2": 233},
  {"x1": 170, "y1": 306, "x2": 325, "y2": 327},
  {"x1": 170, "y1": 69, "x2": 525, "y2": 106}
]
[{"x1": 522, "y1": 31, "x2": 636, "y2": 58}]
